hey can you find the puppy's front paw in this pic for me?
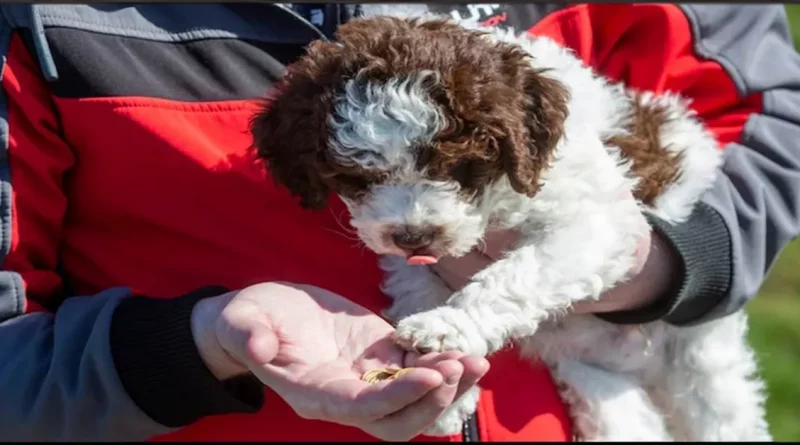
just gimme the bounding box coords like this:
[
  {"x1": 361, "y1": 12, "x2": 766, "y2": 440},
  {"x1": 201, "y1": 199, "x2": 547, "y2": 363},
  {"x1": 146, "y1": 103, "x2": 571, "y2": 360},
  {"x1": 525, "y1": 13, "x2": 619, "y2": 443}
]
[
  {"x1": 393, "y1": 307, "x2": 486, "y2": 355},
  {"x1": 424, "y1": 386, "x2": 481, "y2": 437}
]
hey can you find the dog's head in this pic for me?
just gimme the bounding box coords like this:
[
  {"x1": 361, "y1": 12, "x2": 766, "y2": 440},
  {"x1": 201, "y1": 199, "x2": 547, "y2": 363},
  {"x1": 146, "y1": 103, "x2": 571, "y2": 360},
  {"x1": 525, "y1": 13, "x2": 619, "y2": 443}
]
[{"x1": 251, "y1": 16, "x2": 569, "y2": 261}]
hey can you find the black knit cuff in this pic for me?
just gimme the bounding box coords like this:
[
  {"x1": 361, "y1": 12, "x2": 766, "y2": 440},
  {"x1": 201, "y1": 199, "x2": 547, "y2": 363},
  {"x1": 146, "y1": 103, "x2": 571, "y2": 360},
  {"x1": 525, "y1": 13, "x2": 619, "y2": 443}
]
[
  {"x1": 110, "y1": 285, "x2": 265, "y2": 428},
  {"x1": 597, "y1": 203, "x2": 733, "y2": 326}
]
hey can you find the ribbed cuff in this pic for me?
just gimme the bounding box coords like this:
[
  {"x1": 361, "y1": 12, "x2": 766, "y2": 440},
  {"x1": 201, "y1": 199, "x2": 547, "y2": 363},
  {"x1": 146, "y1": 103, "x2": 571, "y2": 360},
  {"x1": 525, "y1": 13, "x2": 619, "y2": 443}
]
[
  {"x1": 109, "y1": 285, "x2": 265, "y2": 428},
  {"x1": 597, "y1": 203, "x2": 733, "y2": 326}
]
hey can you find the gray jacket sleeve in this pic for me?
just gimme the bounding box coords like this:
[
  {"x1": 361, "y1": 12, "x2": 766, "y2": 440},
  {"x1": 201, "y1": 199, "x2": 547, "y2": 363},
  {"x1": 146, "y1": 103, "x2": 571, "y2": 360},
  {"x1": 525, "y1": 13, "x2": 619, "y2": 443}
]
[
  {"x1": 601, "y1": 5, "x2": 800, "y2": 326},
  {"x1": 0, "y1": 288, "x2": 170, "y2": 441},
  {"x1": 0, "y1": 285, "x2": 265, "y2": 441}
]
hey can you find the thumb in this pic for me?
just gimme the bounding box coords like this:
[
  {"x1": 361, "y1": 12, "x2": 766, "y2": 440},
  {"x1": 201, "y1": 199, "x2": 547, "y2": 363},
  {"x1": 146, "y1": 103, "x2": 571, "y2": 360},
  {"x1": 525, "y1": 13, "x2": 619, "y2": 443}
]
[
  {"x1": 243, "y1": 322, "x2": 280, "y2": 366},
  {"x1": 216, "y1": 297, "x2": 280, "y2": 369}
]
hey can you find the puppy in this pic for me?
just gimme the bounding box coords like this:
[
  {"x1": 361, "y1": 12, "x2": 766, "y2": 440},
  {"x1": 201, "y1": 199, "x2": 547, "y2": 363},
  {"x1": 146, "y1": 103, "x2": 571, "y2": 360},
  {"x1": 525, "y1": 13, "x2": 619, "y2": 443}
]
[{"x1": 250, "y1": 15, "x2": 771, "y2": 441}]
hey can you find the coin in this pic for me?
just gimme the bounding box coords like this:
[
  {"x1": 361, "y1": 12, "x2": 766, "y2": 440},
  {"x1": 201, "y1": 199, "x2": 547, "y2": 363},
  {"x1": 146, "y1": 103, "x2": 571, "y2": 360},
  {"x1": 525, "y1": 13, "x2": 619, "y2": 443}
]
[
  {"x1": 361, "y1": 367, "x2": 413, "y2": 384},
  {"x1": 393, "y1": 368, "x2": 412, "y2": 378}
]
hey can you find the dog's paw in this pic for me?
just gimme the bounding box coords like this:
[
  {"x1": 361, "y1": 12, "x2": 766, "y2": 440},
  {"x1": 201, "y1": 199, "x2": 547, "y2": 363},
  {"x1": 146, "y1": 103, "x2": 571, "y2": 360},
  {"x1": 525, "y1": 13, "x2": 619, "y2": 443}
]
[
  {"x1": 424, "y1": 386, "x2": 481, "y2": 437},
  {"x1": 393, "y1": 307, "x2": 487, "y2": 355}
]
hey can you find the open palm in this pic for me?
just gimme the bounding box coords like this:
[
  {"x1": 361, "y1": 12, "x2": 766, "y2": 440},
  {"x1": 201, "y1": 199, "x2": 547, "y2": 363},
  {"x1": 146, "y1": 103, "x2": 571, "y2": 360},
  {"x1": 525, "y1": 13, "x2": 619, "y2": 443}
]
[{"x1": 202, "y1": 282, "x2": 489, "y2": 441}]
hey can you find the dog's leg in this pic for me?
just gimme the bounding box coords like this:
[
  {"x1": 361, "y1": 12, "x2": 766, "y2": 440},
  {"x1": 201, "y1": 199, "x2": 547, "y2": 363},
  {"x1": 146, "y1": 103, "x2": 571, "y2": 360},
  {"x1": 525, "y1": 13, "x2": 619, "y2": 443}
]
[
  {"x1": 378, "y1": 255, "x2": 481, "y2": 437},
  {"x1": 553, "y1": 358, "x2": 672, "y2": 441},
  {"x1": 378, "y1": 255, "x2": 453, "y2": 322},
  {"x1": 422, "y1": 386, "x2": 482, "y2": 437},
  {"x1": 660, "y1": 313, "x2": 772, "y2": 441},
  {"x1": 393, "y1": 194, "x2": 645, "y2": 357}
]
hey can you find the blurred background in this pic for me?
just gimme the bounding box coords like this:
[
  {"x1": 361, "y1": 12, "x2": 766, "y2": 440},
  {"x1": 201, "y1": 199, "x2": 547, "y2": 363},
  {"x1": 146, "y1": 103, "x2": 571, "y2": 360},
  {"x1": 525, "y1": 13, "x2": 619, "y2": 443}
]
[{"x1": 746, "y1": 7, "x2": 800, "y2": 441}]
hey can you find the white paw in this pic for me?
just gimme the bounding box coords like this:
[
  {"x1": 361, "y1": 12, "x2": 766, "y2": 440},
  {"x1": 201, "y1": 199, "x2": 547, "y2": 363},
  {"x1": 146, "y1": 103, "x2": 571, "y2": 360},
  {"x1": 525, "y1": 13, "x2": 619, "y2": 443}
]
[
  {"x1": 393, "y1": 307, "x2": 486, "y2": 355},
  {"x1": 424, "y1": 386, "x2": 481, "y2": 436}
]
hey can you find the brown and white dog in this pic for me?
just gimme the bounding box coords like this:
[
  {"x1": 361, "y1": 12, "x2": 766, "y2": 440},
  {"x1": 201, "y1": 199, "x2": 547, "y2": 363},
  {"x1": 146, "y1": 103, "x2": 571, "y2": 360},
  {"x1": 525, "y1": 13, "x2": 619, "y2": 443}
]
[{"x1": 250, "y1": 14, "x2": 771, "y2": 441}]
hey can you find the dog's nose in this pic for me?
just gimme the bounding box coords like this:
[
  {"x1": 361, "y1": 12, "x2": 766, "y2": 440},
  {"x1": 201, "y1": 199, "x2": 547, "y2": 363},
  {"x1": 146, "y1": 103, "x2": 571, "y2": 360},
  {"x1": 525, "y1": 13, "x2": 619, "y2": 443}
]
[{"x1": 392, "y1": 227, "x2": 435, "y2": 251}]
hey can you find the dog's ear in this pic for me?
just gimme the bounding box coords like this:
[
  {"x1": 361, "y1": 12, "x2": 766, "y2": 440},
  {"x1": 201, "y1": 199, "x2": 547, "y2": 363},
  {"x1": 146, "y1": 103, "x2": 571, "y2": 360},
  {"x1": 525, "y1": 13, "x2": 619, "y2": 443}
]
[
  {"x1": 249, "y1": 41, "x2": 343, "y2": 210},
  {"x1": 250, "y1": 100, "x2": 330, "y2": 210},
  {"x1": 500, "y1": 66, "x2": 570, "y2": 197}
]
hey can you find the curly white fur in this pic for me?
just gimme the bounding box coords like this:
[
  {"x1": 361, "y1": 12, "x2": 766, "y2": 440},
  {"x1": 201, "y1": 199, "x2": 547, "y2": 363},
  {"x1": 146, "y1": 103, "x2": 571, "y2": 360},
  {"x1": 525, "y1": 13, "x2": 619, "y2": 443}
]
[{"x1": 330, "y1": 15, "x2": 771, "y2": 441}]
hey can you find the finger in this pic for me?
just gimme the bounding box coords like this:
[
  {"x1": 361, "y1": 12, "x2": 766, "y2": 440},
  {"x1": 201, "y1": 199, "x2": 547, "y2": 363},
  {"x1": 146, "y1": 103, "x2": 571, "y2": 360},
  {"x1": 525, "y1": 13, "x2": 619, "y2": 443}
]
[
  {"x1": 409, "y1": 352, "x2": 489, "y2": 406},
  {"x1": 364, "y1": 359, "x2": 464, "y2": 441},
  {"x1": 404, "y1": 350, "x2": 463, "y2": 368},
  {"x1": 343, "y1": 366, "x2": 444, "y2": 423},
  {"x1": 454, "y1": 354, "x2": 490, "y2": 397},
  {"x1": 248, "y1": 358, "x2": 443, "y2": 427},
  {"x1": 215, "y1": 297, "x2": 282, "y2": 370},
  {"x1": 244, "y1": 322, "x2": 281, "y2": 365}
]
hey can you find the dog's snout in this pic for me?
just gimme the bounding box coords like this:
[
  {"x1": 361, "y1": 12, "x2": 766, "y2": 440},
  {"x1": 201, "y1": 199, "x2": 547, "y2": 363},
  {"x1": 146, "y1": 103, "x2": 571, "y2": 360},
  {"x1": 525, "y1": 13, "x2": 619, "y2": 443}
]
[{"x1": 391, "y1": 227, "x2": 436, "y2": 251}]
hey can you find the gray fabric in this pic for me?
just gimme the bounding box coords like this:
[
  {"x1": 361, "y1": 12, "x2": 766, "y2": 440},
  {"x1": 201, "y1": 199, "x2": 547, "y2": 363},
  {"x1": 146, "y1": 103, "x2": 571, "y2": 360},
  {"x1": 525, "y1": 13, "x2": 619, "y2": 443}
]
[
  {"x1": 0, "y1": 288, "x2": 174, "y2": 441},
  {"x1": 1, "y1": 3, "x2": 327, "y2": 81},
  {"x1": 679, "y1": 4, "x2": 800, "y2": 322},
  {"x1": 0, "y1": 271, "x2": 24, "y2": 324},
  {"x1": 0, "y1": 21, "x2": 22, "y2": 323},
  {"x1": 30, "y1": 3, "x2": 324, "y2": 44}
]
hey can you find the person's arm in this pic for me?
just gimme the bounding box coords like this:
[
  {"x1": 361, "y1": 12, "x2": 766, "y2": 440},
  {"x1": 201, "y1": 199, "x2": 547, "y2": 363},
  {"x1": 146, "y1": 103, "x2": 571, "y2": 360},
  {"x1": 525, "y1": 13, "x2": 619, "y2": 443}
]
[
  {"x1": 0, "y1": 28, "x2": 264, "y2": 441},
  {"x1": 586, "y1": 4, "x2": 800, "y2": 326}
]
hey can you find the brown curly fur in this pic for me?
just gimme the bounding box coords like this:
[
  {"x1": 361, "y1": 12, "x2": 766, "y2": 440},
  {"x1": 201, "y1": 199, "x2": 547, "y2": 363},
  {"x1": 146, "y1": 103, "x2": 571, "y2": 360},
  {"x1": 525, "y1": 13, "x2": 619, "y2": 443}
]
[
  {"x1": 249, "y1": 16, "x2": 570, "y2": 210},
  {"x1": 604, "y1": 94, "x2": 684, "y2": 206}
]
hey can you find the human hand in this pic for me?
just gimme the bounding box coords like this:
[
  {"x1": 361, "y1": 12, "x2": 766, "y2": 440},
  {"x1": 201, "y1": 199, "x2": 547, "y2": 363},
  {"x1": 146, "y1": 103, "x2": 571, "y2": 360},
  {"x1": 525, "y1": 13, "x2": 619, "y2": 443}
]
[
  {"x1": 431, "y1": 195, "x2": 680, "y2": 315},
  {"x1": 190, "y1": 282, "x2": 490, "y2": 441}
]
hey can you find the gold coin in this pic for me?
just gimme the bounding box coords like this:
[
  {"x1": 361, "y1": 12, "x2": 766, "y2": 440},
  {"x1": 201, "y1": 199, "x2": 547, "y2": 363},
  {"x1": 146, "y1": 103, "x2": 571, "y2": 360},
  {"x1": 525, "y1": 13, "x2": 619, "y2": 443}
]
[
  {"x1": 361, "y1": 370, "x2": 386, "y2": 384},
  {"x1": 368, "y1": 370, "x2": 394, "y2": 383},
  {"x1": 393, "y1": 368, "x2": 412, "y2": 378},
  {"x1": 361, "y1": 367, "x2": 413, "y2": 384}
]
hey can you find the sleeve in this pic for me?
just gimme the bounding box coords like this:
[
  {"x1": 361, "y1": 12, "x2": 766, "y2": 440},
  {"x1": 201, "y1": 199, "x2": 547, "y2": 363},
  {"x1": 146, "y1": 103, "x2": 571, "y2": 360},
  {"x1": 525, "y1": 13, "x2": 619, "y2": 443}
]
[
  {"x1": 582, "y1": 4, "x2": 800, "y2": 326},
  {"x1": 0, "y1": 27, "x2": 264, "y2": 441}
]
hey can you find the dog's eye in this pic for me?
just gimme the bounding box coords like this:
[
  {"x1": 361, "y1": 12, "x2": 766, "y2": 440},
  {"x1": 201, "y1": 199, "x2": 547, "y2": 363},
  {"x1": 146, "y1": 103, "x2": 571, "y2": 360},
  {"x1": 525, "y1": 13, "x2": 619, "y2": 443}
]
[
  {"x1": 352, "y1": 189, "x2": 369, "y2": 202},
  {"x1": 352, "y1": 149, "x2": 387, "y2": 167},
  {"x1": 332, "y1": 169, "x2": 386, "y2": 200},
  {"x1": 337, "y1": 175, "x2": 369, "y2": 194},
  {"x1": 449, "y1": 160, "x2": 488, "y2": 199},
  {"x1": 449, "y1": 161, "x2": 472, "y2": 184},
  {"x1": 414, "y1": 143, "x2": 435, "y2": 167},
  {"x1": 415, "y1": 143, "x2": 433, "y2": 153}
]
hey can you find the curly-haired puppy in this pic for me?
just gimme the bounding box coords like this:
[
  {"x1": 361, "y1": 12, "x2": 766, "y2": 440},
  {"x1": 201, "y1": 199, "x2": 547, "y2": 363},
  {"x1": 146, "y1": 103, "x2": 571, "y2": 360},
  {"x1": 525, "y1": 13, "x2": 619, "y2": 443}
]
[{"x1": 250, "y1": 14, "x2": 771, "y2": 441}]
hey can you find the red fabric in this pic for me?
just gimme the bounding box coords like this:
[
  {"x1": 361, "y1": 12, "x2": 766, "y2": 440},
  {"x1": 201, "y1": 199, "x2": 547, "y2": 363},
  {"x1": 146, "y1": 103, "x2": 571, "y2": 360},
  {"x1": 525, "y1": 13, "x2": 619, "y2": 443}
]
[
  {"x1": 4, "y1": 36, "x2": 72, "y2": 310},
  {"x1": 1, "y1": 3, "x2": 763, "y2": 441},
  {"x1": 528, "y1": 4, "x2": 762, "y2": 147}
]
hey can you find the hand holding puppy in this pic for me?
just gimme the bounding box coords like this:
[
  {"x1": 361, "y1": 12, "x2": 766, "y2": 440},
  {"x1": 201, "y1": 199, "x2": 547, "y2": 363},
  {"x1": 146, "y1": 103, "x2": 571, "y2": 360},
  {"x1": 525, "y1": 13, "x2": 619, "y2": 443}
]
[{"x1": 431, "y1": 192, "x2": 682, "y2": 316}]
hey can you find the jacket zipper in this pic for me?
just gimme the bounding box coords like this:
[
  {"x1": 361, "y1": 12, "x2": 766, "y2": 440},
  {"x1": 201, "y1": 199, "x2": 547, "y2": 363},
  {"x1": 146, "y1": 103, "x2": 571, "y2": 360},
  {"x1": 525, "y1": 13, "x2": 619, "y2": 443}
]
[
  {"x1": 273, "y1": 3, "x2": 330, "y2": 42},
  {"x1": 462, "y1": 413, "x2": 479, "y2": 442}
]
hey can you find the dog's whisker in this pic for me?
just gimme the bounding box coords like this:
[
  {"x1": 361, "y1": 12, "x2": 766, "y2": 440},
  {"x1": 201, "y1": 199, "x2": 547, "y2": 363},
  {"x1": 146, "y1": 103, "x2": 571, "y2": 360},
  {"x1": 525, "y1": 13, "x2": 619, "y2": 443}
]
[
  {"x1": 321, "y1": 207, "x2": 362, "y2": 242},
  {"x1": 321, "y1": 226, "x2": 361, "y2": 242},
  {"x1": 328, "y1": 207, "x2": 359, "y2": 235}
]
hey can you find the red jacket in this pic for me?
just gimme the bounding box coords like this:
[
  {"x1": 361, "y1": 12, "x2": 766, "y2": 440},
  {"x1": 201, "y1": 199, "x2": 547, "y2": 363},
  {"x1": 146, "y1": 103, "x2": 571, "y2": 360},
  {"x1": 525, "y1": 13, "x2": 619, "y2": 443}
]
[{"x1": 2, "y1": 3, "x2": 799, "y2": 442}]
